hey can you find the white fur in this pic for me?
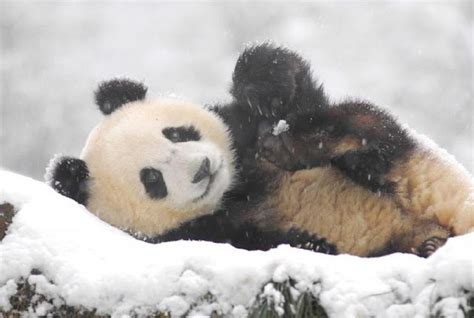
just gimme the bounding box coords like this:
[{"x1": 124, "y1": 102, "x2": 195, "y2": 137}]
[{"x1": 80, "y1": 99, "x2": 235, "y2": 237}]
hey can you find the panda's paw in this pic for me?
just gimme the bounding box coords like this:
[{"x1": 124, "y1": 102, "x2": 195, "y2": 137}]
[
  {"x1": 287, "y1": 229, "x2": 337, "y2": 255},
  {"x1": 45, "y1": 156, "x2": 90, "y2": 204},
  {"x1": 415, "y1": 236, "x2": 447, "y2": 258},
  {"x1": 231, "y1": 43, "x2": 320, "y2": 120},
  {"x1": 257, "y1": 121, "x2": 300, "y2": 171},
  {"x1": 257, "y1": 121, "x2": 331, "y2": 171},
  {"x1": 298, "y1": 239, "x2": 336, "y2": 254}
]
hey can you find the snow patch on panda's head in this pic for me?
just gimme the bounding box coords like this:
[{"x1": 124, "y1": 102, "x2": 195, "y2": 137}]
[{"x1": 80, "y1": 99, "x2": 235, "y2": 237}]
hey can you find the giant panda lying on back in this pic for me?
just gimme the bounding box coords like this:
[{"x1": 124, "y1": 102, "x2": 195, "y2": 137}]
[{"x1": 47, "y1": 44, "x2": 472, "y2": 257}]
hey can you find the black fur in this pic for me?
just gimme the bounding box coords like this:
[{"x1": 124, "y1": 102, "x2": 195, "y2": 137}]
[
  {"x1": 154, "y1": 210, "x2": 337, "y2": 254},
  {"x1": 416, "y1": 237, "x2": 447, "y2": 258},
  {"x1": 209, "y1": 103, "x2": 268, "y2": 205},
  {"x1": 48, "y1": 157, "x2": 89, "y2": 205},
  {"x1": 162, "y1": 125, "x2": 201, "y2": 143},
  {"x1": 258, "y1": 100, "x2": 415, "y2": 193},
  {"x1": 329, "y1": 101, "x2": 415, "y2": 193},
  {"x1": 199, "y1": 53, "x2": 334, "y2": 253},
  {"x1": 209, "y1": 102, "x2": 259, "y2": 167},
  {"x1": 232, "y1": 45, "x2": 415, "y2": 194},
  {"x1": 231, "y1": 43, "x2": 328, "y2": 120},
  {"x1": 95, "y1": 78, "x2": 147, "y2": 115},
  {"x1": 210, "y1": 43, "x2": 328, "y2": 211},
  {"x1": 140, "y1": 168, "x2": 168, "y2": 199}
]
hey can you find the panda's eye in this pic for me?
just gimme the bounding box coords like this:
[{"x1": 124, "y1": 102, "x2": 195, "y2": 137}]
[
  {"x1": 140, "y1": 168, "x2": 167, "y2": 199},
  {"x1": 162, "y1": 126, "x2": 201, "y2": 143}
]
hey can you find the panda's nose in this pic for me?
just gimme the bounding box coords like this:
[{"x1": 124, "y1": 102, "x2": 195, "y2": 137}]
[{"x1": 192, "y1": 157, "x2": 211, "y2": 183}]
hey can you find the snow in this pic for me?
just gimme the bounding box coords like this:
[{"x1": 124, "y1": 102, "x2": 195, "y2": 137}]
[
  {"x1": 0, "y1": 170, "x2": 472, "y2": 317},
  {"x1": 272, "y1": 120, "x2": 290, "y2": 136}
]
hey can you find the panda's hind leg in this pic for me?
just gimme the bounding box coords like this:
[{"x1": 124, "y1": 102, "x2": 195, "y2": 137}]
[
  {"x1": 391, "y1": 220, "x2": 450, "y2": 258},
  {"x1": 415, "y1": 237, "x2": 448, "y2": 258}
]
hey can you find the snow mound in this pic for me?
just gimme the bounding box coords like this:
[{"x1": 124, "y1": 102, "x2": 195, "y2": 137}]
[{"x1": 0, "y1": 170, "x2": 472, "y2": 317}]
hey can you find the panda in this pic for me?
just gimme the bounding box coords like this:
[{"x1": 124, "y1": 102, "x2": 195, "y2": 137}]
[
  {"x1": 46, "y1": 45, "x2": 454, "y2": 257},
  {"x1": 235, "y1": 44, "x2": 473, "y2": 239}
]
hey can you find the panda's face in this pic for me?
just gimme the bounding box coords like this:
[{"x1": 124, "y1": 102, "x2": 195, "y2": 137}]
[{"x1": 80, "y1": 99, "x2": 235, "y2": 236}]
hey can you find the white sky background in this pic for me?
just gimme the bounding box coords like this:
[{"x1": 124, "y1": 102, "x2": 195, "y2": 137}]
[{"x1": 0, "y1": 1, "x2": 472, "y2": 179}]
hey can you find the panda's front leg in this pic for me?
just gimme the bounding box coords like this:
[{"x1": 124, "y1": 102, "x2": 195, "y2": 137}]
[
  {"x1": 256, "y1": 117, "x2": 334, "y2": 172},
  {"x1": 230, "y1": 43, "x2": 328, "y2": 122},
  {"x1": 224, "y1": 43, "x2": 330, "y2": 168},
  {"x1": 256, "y1": 105, "x2": 407, "y2": 194}
]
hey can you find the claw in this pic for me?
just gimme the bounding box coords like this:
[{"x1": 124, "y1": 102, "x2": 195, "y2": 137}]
[{"x1": 417, "y1": 237, "x2": 447, "y2": 258}]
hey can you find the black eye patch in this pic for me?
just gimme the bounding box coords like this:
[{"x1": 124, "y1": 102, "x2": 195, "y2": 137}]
[
  {"x1": 162, "y1": 126, "x2": 201, "y2": 143},
  {"x1": 140, "y1": 168, "x2": 168, "y2": 199}
]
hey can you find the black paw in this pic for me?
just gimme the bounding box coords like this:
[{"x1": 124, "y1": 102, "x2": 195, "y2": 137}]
[
  {"x1": 256, "y1": 120, "x2": 330, "y2": 171},
  {"x1": 257, "y1": 121, "x2": 300, "y2": 171},
  {"x1": 231, "y1": 43, "x2": 325, "y2": 120},
  {"x1": 415, "y1": 237, "x2": 447, "y2": 258},
  {"x1": 286, "y1": 229, "x2": 337, "y2": 254},
  {"x1": 46, "y1": 156, "x2": 89, "y2": 204}
]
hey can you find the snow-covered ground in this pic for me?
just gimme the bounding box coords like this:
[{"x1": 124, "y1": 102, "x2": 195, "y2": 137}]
[
  {"x1": 0, "y1": 170, "x2": 472, "y2": 317},
  {"x1": 0, "y1": 2, "x2": 472, "y2": 179}
]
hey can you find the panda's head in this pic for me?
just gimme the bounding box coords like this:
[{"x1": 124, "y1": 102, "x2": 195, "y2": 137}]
[{"x1": 48, "y1": 79, "x2": 235, "y2": 237}]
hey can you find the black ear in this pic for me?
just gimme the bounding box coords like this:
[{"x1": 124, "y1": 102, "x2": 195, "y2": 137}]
[
  {"x1": 94, "y1": 78, "x2": 148, "y2": 115},
  {"x1": 231, "y1": 43, "x2": 327, "y2": 120},
  {"x1": 45, "y1": 156, "x2": 90, "y2": 205}
]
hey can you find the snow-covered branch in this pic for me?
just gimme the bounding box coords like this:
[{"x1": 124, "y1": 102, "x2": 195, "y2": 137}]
[{"x1": 0, "y1": 171, "x2": 472, "y2": 317}]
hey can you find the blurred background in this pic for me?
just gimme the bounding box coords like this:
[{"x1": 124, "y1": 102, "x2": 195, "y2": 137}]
[{"x1": 0, "y1": 1, "x2": 472, "y2": 180}]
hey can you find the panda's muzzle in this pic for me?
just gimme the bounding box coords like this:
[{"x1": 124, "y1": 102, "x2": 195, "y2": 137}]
[
  {"x1": 193, "y1": 158, "x2": 223, "y2": 202},
  {"x1": 192, "y1": 157, "x2": 211, "y2": 184}
]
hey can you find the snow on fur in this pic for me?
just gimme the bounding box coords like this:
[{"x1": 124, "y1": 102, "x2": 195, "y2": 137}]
[
  {"x1": 0, "y1": 170, "x2": 472, "y2": 317},
  {"x1": 272, "y1": 120, "x2": 290, "y2": 136}
]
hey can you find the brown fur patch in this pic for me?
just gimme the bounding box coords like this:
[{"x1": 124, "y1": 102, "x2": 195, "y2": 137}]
[
  {"x1": 330, "y1": 137, "x2": 362, "y2": 156},
  {"x1": 352, "y1": 114, "x2": 378, "y2": 127},
  {"x1": 252, "y1": 164, "x2": 449, "y2": 256},
  {"x1": 388, "y1": 147, "x2": 474, "y2": 235}
]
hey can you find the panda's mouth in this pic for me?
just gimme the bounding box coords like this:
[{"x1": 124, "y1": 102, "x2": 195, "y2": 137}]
[{"x1": 194, "y1": 163, "x2": 222, "y2": 202}]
